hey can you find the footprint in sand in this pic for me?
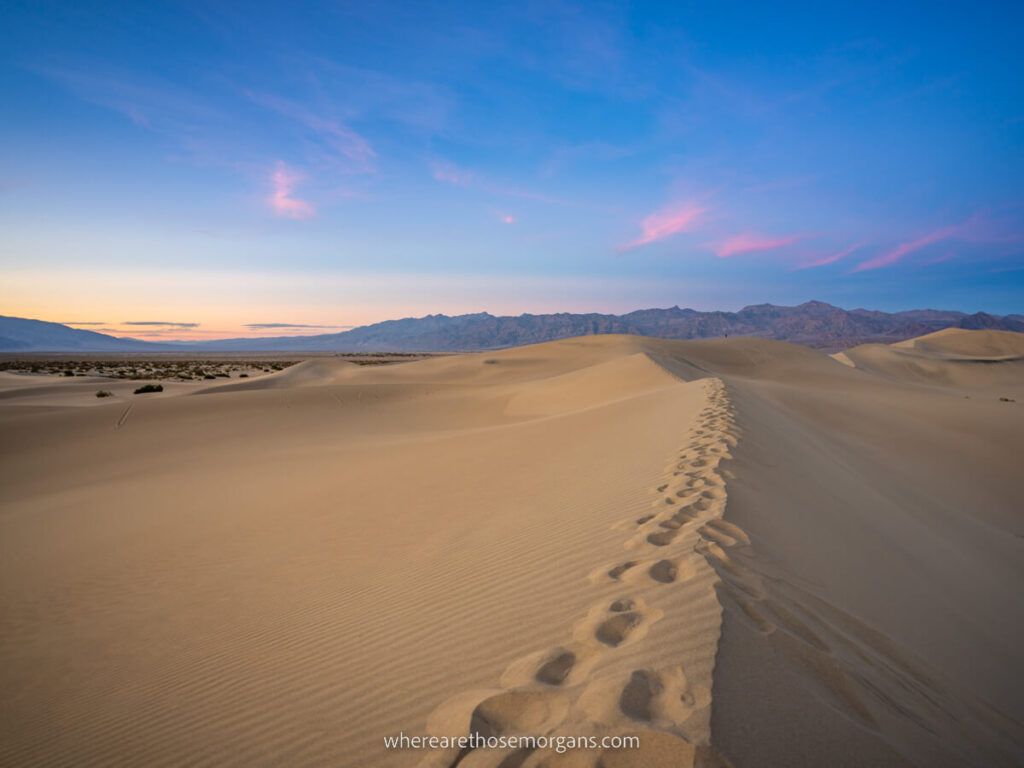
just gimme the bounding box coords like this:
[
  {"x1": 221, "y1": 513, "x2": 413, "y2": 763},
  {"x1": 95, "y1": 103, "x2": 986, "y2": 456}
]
[
  {"x1": 585, "y1": 596, "x2": 660, "y2": 647},
  {"x1": 646, "y1": 529, "x2": 680, "y2": 546},
  {"x1": 468, "y1": 689, "x2": 569, "y2": 738},
  {"x1": 648, "y1": 559, "x2": 678, "y2": 583},
  {"x1": 699, "y1": 519, "x2": 750, "y2": 548},
  {"x1": 619, "y1": 669, "x2": 662, "y2": 721},
  {"x1": 534, "y1": 649, "x2": 576, "y2": 686},
  {"x1": 616, "y1": 666, "x2": 708, "y2": 727},
  {"x1": 607, "y1": 561, "x2": 638, "y2": 581},
  {"x1": 596, "y1": 612, "x2": 643, "y2": 646}
]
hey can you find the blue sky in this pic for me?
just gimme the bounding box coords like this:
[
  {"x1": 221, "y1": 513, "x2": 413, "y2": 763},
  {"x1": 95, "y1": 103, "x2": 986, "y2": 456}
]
[{"x1": 1, "y1": 1, "x2": 1022, "y2": 338}]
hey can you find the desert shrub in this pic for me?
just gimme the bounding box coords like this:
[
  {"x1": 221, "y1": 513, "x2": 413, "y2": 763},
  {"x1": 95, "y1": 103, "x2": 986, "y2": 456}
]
[
  {"x1": 63, "y1": 370, "x2": 75, "y2": 376},
  {"x1": 204, "y1": 374, "x2": 216, "y2": 380},
  {"x1": 239, "y1": 373, "x2": 249, "y2": 378},
  {"x1": 133, "y1": 383, "x2": 163, "y2": 394},
  {"x1": 95, "y1": 390, "x2": 113, "y2": 398}
]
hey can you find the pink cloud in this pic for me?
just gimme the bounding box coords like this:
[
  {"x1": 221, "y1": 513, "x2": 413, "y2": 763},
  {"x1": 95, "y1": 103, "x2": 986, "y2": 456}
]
[
  {"x1": 499, "y1": 213, "x2": 516, "y2": 224},
  {"x1": 796, "y1": 241, "x2": 863, "y2": 270},
  {"x1": 622, "y1": 201, "x2": 707, "y2": 250},
  {"x1": 853, "y1": 225, "x2": 960, "y2": 272},
  {"x1": 269, "y1": 162, "x2": 315, "y2": 220},
  {"x1": 712, "y1": 232, "x2": 801, "y2": 258}
]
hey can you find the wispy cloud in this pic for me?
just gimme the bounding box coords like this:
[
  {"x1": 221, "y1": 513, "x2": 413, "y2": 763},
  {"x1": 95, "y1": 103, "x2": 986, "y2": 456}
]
[
  {"x1": 247, "y1": 91, "x2": 376, "y2": 174},
  {"x1": 852, "y1": 225, "x2": 960, "y2": 272},
  {"x1": 38, "y1": 66, "x2": 218, "y2": 131},
  {"x1": 60, "y1": 321, "x2": 108, "y2": 326},
  {"x1": 244, "y1": 323, "x2": 353, "y2": 329},
  {"x1": 122, "y1": 321, "x2": 200, "y2": 328},
  {"x1": 430, "y1": 161, "x2": 474, "y2": 186},
  {"x1": 796, "y1": 242, "x2": 863, "y2": 270},
  {"x1": 429, "y1": 158, "x2": 568, "y2": 205},
  {"x1": 270, "y1": 162, "x2": 315, "y2": 220},
  {"x1": 712, "y1": 233, "x2": 801, "y2": 258},
  {"x1": 498, "y1": 213, "x2": 516, "y2": 224},
  {"x1": 622, "y1": 201, "x2": 708, "y2": 250},
  {"x1": 851, "y1": 211, "x2": 1024, "y2": 272}
]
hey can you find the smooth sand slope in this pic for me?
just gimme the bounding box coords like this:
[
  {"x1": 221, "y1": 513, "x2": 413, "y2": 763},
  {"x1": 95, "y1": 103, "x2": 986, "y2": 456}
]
[
  {"x1": 0, "y1": 338, "x2": 731, "y2": 767},
  {"x1": 1, "y1": 332, "x2": 1022, "y2": 767}
]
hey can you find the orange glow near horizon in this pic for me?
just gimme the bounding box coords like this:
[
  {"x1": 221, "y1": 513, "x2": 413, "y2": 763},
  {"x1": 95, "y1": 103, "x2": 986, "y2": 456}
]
[{"x1": 4, "y1": 267, "x2": 697, "y2": 341}]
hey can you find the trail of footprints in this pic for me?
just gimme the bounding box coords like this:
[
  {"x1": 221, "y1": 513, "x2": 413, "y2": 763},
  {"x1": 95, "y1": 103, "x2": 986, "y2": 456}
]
[{"x1": 419, "y1": 379, "x2": 740, "y2": 767}]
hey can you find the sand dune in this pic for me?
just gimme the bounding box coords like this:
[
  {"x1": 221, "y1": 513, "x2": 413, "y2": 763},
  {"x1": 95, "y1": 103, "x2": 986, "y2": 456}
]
[
  {"x1": 0, "y1": 332, "x2": 1021, "y2": 767},
  {"x1": 839, "y1": 328, "x2": 1024, "y2": 390}
]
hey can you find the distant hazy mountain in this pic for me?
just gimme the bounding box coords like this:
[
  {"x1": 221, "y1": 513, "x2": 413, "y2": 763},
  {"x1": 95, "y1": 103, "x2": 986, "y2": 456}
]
[
  {"x1": 2, "y1": 302, "x2": 1021, "y2": 353},
  {"x1": 0, "y1": 316, "x2": 172, "y2": 352}
]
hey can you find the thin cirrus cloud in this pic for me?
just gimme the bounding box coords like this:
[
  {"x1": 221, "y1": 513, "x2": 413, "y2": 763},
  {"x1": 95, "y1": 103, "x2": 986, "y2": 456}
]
[
  {"x1": 621, "y1": 201, "x2": 708, "y2": 250},
  {"x1": 244, "y1": 323, "x2": 354, "y2": 329},
  {"x1": 429, "y1": 159, "x2": 568, "y2": 205},
  {"x1": 712, "y1": 232, "x2": 801, "y2": 258},
  {"x1": 246, "y1": 91, "x2": 377, "y2": 174},
  {"x1": 122, "y1": 321, "x2": 200, "y2": 328},
  {"x1": 430, "y1": 161, "x2": 474, "y2": 186},
  {"x1": 852, "y1": 225, "x2": 961, "y2": 272},
  {"x1": 270, "y1": 162, "x2": 315, "y2": 220},
  {"x1": 796, "y1": 242, "x2": 864, "y2": 270}
]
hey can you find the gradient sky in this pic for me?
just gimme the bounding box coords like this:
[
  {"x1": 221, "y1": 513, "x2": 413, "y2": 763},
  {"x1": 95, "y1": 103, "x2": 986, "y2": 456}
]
[{"x1": 1, "y1": 1, "x2": 1022, "y2": 339}]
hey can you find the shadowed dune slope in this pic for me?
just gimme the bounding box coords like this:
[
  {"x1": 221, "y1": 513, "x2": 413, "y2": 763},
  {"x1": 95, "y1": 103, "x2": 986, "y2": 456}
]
[
  {"x1": 646, "y1": 334, "x2": 1023, "y2": 768},
  {"x1": 196, "y1": 358, "x2": 360, "y2": 392},
  {"x1": 892, "y1": 327, "x2": 1024, "y2": 358},
  {"x1": 840, "y1": 328, "x2": 1024, "y2": 390}
]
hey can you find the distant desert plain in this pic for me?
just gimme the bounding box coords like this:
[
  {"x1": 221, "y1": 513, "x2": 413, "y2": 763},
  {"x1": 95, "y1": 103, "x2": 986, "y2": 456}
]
[{"x1": 1, "y1": 328, "x2": 1022, "y2": 767}]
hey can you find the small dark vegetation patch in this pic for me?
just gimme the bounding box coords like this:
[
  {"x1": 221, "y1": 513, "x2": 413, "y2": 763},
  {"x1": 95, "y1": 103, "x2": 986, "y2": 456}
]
[
  {"x1": 134, "y1": 383, "x2": 164, "y2": 394},
  {"x1": 95, "y1": 390, "x2": 114, "y2": 398},
  {"x1": 999, "y1": 396, "x2": 1016, "y2": 402}
]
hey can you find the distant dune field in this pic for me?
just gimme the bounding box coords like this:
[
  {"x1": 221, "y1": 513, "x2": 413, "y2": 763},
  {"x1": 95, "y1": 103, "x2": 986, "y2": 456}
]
[{"x1": 1, "y1": 332, "x2": 1021, "y2": 767}]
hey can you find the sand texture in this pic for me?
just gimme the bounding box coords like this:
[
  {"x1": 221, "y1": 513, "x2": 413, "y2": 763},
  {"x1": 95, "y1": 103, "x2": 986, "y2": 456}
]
[{"x1": 1, "y1": 332, "x2": 1021, "y2": 766}]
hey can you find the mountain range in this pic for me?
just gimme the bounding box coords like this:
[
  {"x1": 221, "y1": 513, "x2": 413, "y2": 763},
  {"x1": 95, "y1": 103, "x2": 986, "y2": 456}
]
[{"x1": 2, "y1": 302, "x2": 1022, "y2": 353}]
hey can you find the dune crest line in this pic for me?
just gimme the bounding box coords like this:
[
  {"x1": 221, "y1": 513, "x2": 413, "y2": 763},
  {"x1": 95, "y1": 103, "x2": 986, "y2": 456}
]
[{"x1": 415, "y1": 377, "x2": 738, "y2": 768}]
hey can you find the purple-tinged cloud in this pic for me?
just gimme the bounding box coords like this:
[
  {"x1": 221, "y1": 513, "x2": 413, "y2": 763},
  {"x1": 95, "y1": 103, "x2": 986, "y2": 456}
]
[
  {"x1": 247, "y1": 91, "x2": 376, "y2": 174},
  {"x1": 270, "y1": 163, "x2": 315, "y2": 220},
  {"x1": 431, "y1": 161, "x2": 475, "y2": 186},
  {"x1": 852, "y1": 212, "x2": 1024, "y2": 272},
  {"x1": 712, "y1": 233, "x2": 801, "y2": 258},
  {"x1": 244, "y1": 323, "x2": 354, "y2": 329},
  {"x1": 796, "y1": 242, "x2": 864, "y2": 270},
  {"x1": 429, "y1": 159, "x2": 571, "y2": 205},
  {"x1": 622, "y1": 201, "x2": 707, "y2": 250},
  {"x1": 122, "y1": 321, "x2": 200, "y2": 328},
  {"x1": 853, "y1": 225, "x2": 960, "y2": 272}
]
